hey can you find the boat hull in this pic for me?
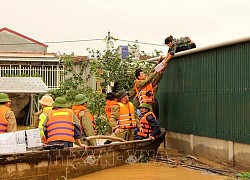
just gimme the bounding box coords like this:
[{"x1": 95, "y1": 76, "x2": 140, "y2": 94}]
[{"x1": 0, "y1": 132, "x2": 165, "y2": 180}]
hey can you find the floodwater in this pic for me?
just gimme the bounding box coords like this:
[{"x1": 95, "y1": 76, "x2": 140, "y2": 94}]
[
  {"x1": 16, "y1": 126, "x2": 229, "y2": 180},
  {"x1": 71, "y1": 163, "x2": 228, "y2": 180}
]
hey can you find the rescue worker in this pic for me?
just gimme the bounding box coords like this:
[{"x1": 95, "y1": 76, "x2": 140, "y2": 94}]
[
  {"x1": 33, "y1": 109, "x2": 42, "y2": 128},
  {"x1": 131, "y1": 52, "x2": 169, "y2": 117},
  {"x1": 104, "y1": 92, "x2": 117, "y2": 144},
  {"x1": 109, "y1": 90, "x2": 142, "y2": 141},
  {"x1": 134, "y1": 103, "x2": 161, "y2": 140},
  {"x1": 105, "y1": 92, "x2": 117, "y2": 121},
  {"x1": 38, "y1": 95, "x2": 54, "y2": 143},
  {"x1": 133, "y1": 68, "x2": 163, "y2": 118},
  {"x1": 72, "y1": 94, "x2": 97, "y2": 146},
  {"x1": 162, "y1": 35, "x2": 196, "y2": 65},
  {"x1": 43, "y1": 97, "x2": 86, "y2": 148},
  {"x1": 0, "y1": 93, "x2": 17, "y2": 133}
]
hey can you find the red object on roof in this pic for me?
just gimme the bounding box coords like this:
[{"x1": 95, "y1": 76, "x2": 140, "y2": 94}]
[{"x1": 0, "y1": 27, "x2": 48, "y2": 47}]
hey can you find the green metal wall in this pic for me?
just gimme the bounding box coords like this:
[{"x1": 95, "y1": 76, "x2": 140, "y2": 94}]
[{"x1": 157, "y1": 41, "x2": 250, "y2": 144}]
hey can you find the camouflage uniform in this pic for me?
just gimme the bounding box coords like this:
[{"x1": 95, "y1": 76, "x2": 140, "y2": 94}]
[
  {"x1": 109, "y1": 102, "x2": 141, "y2": 141},
  {"x1": 133, "y1": 72, "x2": 162, "y2": 109},
  {"x1": 72, "y1": 94, "x2": 97, "y2": 146},
  {"x1": 168, "y1": 37, "x2": 195, "y2": 55},
  {"x1": 4, "y1": 109, "x2": 17, "y2": 132},
  {"x1": 78, "y1": 109, "x2": 97, "y2": 146}
]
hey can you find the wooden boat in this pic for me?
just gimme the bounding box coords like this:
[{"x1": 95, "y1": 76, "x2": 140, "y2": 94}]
[{"x1": 0, "y1": 132, "x2": 165, "y2": 180}]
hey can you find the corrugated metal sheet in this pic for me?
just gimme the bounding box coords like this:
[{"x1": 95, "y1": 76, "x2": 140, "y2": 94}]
[
  {"x1": 0, "y1": 77, "x2": 48, "y2": 93},
  {"x1": 216, "y1": 42, "x2": 250, "y2": 143},
  {"x1": 157, "y1": 41, "x2": 250, "y2": 144}
]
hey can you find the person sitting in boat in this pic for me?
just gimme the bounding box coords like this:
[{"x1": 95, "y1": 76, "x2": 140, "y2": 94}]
[
  {"x1": 105, "y1": 92, "x2": 117, "y2": 122},
  {"x1": 109, "y1": 90, "x2": 142, "y2": 141},
  {"x1": 38, "y1": 95, "x2": 54, "y2": 143},
  {"x1": 162, "y1": 35, "x2": 196, "y2": 66},
  {"x1": 72, "y1": 94, "x2": 96, "y2": 146},
  {"x1": 134, "y1": 103, "x2": 161, "y2": 140},
  {"x1": 43, "y1": 97, "x2": 87, "y2": 148},
  {"x1": 0, "y1": 93, "x2": 17, "y2": 133}
]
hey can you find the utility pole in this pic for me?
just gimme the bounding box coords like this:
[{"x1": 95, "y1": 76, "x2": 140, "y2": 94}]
[
  {"x1": 106, "y1": 31, "x2": 112, "y2": 93},
  {"x1": 106, "y1": 31, "x2": 111, "y2": 50}
]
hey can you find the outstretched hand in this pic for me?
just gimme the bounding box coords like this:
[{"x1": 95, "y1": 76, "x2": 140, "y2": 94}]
[{"x1": 157, "y1": 56, "x2": 165, "y2": 64}]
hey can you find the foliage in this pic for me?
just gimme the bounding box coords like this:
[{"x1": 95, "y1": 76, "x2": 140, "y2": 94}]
[
  {"x1": 49, "y1": 41, "x2": 162, "y2": 134},
  {"x1": 95, "y1": 116, "x2": 111, "y2": 135},
  {"x1": 50, "y1": 53, "x2": 105, "y2": 117},
  {"x1": 89, "y1": 43, "x2": 154, "y2": 92},
  {"x1": 236, "y1": 172, "x2": 250, "y2": 179}
]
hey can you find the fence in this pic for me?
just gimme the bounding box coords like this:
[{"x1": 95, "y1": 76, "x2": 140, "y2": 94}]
[
  {"x1": 157, "y1": 41, "x2": 250, "y2": 145},
  {"x1": 0, "y1": 64, "x2": 64, "y2": 89}
]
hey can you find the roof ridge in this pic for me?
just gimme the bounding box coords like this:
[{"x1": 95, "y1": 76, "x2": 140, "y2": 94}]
[{"x1": 0, "y1": 27, "x2": 48, "y2": 47}]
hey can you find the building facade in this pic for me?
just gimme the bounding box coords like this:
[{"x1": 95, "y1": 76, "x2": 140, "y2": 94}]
[{"x1": 0, "y1": 27, "x2": 63, "y2": 89}]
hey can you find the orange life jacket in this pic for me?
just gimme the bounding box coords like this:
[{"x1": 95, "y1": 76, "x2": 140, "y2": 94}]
[
  {"x1": 134, "y1": 80, "x2": 154, "y2": 104},
  {"x1": 46, "y1": 109, "x2": 74, "y2": 143},
  {"x1": 0, "y1": 106, "x2": 9, "y2": 134},
  {"x1": 105, "y1": 100, "x2": 117, "y2": 121},
  {"x1": 137, "y1": 112, "x2": 155, "y2": 137},
  {"x1": 72, "y1": 105, "x2": 96, "y2": 134},
  {"x1": 117, "y1": 102, "x2": 137, "y2": 129}
]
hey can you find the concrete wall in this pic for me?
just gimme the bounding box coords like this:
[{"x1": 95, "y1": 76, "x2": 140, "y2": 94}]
[
  {"x1": 65, "y1": 61, "x2": 97, "y2": 90},
  {"x1": 0, "y1": 31, "x2": 47, "y2": 52},
  {"x1": 166, "y1": 131, "x2": 250, "y2": 170}
]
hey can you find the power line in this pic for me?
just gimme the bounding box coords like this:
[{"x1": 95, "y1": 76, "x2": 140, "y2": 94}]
[
  {"x1": 0, "y1": 37, "x2": 165, "y2": 47},
  {"x1": 117, "y1": 39, "x2": 165, "y2": 47},
  {"x1": 0, "y1": 38, "x2": 104, "y2": 45}
]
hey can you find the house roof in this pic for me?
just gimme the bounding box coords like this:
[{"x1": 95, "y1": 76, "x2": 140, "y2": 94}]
[
  {"x1": 0, "y1": 51, "x2": 56, "y2": 58},
  {"x1": 0, "y1": 77, "x2": 49, "y2": 93},
  {"x1": 0, "y1": 27, "x2": 48, "y2": 47},
  {"x1": 0, "y1": 52, "x2": 59, "y2": 62}
]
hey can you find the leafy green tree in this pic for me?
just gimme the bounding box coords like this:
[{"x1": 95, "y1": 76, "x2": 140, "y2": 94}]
[
  {"x1": 50, "y1": 42, "x2": 160, "y2": 135},
  {"x1": 89, "y1": 43, "x2": 153, "y2": 92}
]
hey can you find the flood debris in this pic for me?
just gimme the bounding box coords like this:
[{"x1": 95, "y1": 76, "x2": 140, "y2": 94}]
[{"x1": 153, "y1": 152, "x2": 238, "y2": 178}]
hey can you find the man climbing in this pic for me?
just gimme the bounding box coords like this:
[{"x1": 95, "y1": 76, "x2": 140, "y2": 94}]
[{"x1": 162, "y1": 35, "x2": 196, "y2": 65}]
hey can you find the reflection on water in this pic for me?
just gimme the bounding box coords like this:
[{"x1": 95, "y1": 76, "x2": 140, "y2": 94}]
[{"x1": 71, "y1": 163, "x2": 227, "y2": 180}]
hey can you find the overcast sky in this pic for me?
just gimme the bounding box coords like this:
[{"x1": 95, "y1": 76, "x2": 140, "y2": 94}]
[{"x1": 1, "y1": 0, "x2": 250, "y2": 56}]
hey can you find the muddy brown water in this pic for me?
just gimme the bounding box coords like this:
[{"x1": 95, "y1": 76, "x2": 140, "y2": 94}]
[
  {"x1": 71, "y1": 163, "x2": 228, "y2": 180},
  {"x1": 16, "y1": 126, "x2": 229, "y2": 179}
]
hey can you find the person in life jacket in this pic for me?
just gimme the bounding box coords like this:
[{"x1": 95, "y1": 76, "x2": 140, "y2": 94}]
[
  {"x1": 109, "y1": 90, "x2": 142, "y2": 141},
  {"x1": 134, "y1": 103, "x2": 161, "y2": 140},
  {"x1": 43, "y1": 97, "x2": 86, "y2": 148},
  {"x1": 0, "y1": 93, "x2": 17, "y2": 133},
  {"x1": 72, "y1": 94, "x2": 96, "y2": 146},
  {"x1": 105, "y1": 92, "x2": 117, "y2": 122},
  {"x1": 33, "y1": 109, "x2": 42, "y2": 128},
  {"x1": 38, "y1": 95, "x2": 54, "y2": 143},
  {"x1": 133, "y1": 68, "x2": 164, "y2": 119}
]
